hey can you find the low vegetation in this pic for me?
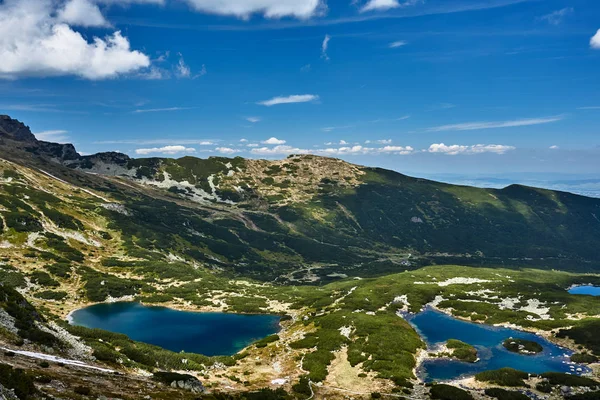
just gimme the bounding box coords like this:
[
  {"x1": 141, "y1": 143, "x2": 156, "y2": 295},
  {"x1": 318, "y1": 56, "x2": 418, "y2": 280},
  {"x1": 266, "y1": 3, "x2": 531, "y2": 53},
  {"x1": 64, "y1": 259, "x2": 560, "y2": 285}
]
[
  {"x1": 474, "y1": 368, "x2": 530, "y2": 387},
  {"x1": 446, "y1": 339, "x2": 478, "y2": 363},
  {"x1": 502, "y1": 338, "x2": 543, "y2": 355}
]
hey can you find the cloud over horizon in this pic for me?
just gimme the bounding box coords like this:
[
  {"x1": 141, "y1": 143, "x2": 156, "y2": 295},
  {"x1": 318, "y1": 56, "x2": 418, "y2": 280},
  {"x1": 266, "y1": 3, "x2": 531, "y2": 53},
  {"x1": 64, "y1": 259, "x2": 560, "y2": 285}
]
[{"x1": 135, "y1": 145, "x2": 196, "y2": 155}]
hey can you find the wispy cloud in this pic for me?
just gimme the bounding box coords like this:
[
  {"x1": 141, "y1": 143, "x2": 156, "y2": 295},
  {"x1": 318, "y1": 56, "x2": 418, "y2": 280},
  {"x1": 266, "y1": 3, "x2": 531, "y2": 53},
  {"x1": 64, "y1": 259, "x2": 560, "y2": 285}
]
[
  {"x1": 34, "y1": 130, "x2": 69, "y2": 143},
  {"x1": 133, "y1": 107, "x2": 194, "y2": 113},
  {"x1": 135, "y1": 145, "x2": 196, "y2": 155},
  {"x1": 428, "y1": 143, "x2": 516, "y2": 155},
  {"x1": 246, "y1": 117, "x2": 261, "y2": 123},
  {"x1": 257, "y1": 94, "x2": 319, "y2": 106},
  {"x1": 538, "y1": 7, "x2": 573, "y2": 25},
  {"x1": 95, "y1": 139, "x2": 217, "y2": 145},
  {"x1": 389, "y1": 40, "x2": 407, "y2": 48},
  {"x1": 322, "y1": 125, "x2": 353, "y2": 132},
  {"x1": 321, "y1": 34, "x2": 331, "y2": 60},
  {"x1": 175, "y1": 53, "x2": 191, "y2": 78},
  {"x1": 426, "y1": 116, "x2": 564, "y2": 132},
  {"x1": 578, "y1": 106, "x2": 600, "y2": 110}
]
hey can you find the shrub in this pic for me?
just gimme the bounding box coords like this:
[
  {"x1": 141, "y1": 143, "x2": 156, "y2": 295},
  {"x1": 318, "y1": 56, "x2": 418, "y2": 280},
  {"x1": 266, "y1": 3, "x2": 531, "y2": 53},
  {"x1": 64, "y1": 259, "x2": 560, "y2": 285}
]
[
  {"x1": 475, "y1": 368, "x2": 529, "y2": 387},
  {"x1": 571, "y1": 353, "x2": 599, "y2": 364},
  {"x1": 74, "y1": 386, "x2": 91, "y2": 395},
  {"x1": 292, "y1": 376, "x2": 312, "y2": 397},
  {"x1": 485, "y1": 388, "x2": 530, "y2": 400},
  {"x1": 0, "y1": 363, "x2": 37, "y2": 399},
  {"x1": 254, "y1": 334, "x2": 280, "y2": 348},
  {"x1": 430, "y1": 384, "x2": 473, "y2": 400},
  {"x1": 29, "y1": 271, "x2": 59, "y2": 287},
  {"x1": 541, "y1": 372, "x2": 599, "y2": 387},
  {"x1": 34, "y1": 290, "x2": 68, "y2": 300}
]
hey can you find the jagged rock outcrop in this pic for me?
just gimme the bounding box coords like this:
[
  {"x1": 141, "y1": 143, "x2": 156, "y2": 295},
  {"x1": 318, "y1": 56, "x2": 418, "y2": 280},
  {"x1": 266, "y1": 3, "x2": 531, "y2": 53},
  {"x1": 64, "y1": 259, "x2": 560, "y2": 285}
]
[{"x1": 0, "y1": 115, "x2": 37, "y2": 142}]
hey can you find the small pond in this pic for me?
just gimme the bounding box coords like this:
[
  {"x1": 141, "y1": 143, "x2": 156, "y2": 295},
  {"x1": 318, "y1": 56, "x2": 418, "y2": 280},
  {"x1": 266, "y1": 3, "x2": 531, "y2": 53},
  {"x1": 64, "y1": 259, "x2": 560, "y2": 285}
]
[
  {"x1": 69, "y1": 302, "x2": 280, "y2": 356},
  {"x1": 403, "y1": 308, "x2": 587, "y2": 382},
  {"x1": 568, "y1": 285, "x2": 600, "y2": 296}
]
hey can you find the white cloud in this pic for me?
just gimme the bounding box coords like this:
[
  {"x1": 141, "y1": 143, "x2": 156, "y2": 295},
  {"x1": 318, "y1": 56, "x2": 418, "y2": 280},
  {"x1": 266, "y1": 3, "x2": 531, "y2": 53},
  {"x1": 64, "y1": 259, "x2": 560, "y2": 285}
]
[
  {"x1": 198, "y1": 141, "x2": 214, "y2": 145},
  {"x1": 428, "y1": 143, "x2": 515, "y2": 155},
  {"x1": 133, "y1": 107, "x2": 194, "y2": 113},
  {"x1": 240, "y1": 138, "x2": 248, "y2": 142},
  {"x1": 0, "y1": 0, "x2": 150, "y2": 80},
  {"x1": 250, "y1": 144, "x2": 415, "y2": 157},
  {"x1": 262, "y1": 137, "x2": 286, "y2": 145},
  {"x1": 181, "y1": 0, "x2": 325, "y2": 20},
  {"x1": 246, "y1": 117, "x2": 261, "y2": 123},
  {"x1": 251, "y1": 145, "x2": 307, "y2": 156},
  {"x1": 539, "y1": 7, "x2": 573, "y2": 25},
  {"x1": 34, "y1": 129, "x2": 69, "y2": 143},
  {"x1": 426, "y1": 116, "x2": 564, "y2": 132},
  {"x1": 379, "y1": 145, "x2": 413, "y2": 154},
  {"x1": 591, "y1": 29, "x2": 600, "y2": 49},
  {"x1": 389, "y1": 40, "x2": 407, "y2": 48},
  {"x1": 361, "y1": 0, "x2": 421, "y2": 12},
  {"x1": 549, "y1": 145, "x2": 560, "y2": 149},
  {"x1": 578, "y1": 106, "x2": 600, "y2": 110},
  {"x1": 247, "y1": 143, "x2": 259, "y2": 147},
  {"x1": 137, "y1": 67, "x2": 169, "y2": 80},
  {"x1": 58, "y1": 0, "x2": 108, "y2": 27},
  {"x1": 135, "y1": 145, "x2": 196, "y2": 155},
  {"x1": 258, "y1": 94, "x2": 319, "y2": 106},
  {"x1": 216, "y1": 147, "x2": 240, "y2": 154},
  {"x1": 321, "y1": 34, "x2": 331, "y2": 60}
]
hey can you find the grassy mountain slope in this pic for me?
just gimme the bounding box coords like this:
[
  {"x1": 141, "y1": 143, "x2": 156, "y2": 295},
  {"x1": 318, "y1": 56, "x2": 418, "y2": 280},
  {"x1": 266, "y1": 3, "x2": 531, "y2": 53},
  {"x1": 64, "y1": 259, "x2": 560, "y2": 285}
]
[
  {"x1": 1, "y1": 115, "x2": 600, "y2": 398},
  {"x1": 1, "y1": 115, "x2": 599, "y2": 286}
]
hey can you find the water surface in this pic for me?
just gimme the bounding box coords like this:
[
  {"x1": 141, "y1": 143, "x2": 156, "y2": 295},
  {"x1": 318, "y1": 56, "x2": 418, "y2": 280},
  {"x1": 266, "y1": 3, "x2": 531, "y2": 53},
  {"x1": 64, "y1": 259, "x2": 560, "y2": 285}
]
[
  {"x1": 404, "y1": 308, "x2": 586, "y2": 382},
  {"x1": 70, "y1": 302, "x2": 280, "y2": 356},
  {"x1": 569, "y1": 285, "x2": 600, "y2": 296}
]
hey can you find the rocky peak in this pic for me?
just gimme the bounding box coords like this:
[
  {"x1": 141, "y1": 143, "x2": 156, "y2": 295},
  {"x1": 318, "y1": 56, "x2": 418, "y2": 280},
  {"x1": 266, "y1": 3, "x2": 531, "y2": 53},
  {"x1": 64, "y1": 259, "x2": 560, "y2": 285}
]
[{"x1": 0, "y1": 115, "x2": 37, "y2": 142}]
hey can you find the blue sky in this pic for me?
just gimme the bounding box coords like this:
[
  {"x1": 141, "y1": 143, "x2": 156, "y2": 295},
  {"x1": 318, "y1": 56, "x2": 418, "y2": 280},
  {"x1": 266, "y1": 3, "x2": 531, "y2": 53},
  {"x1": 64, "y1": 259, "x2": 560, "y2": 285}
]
[{"x1": 1, "y1": 0, "x2": 600, "y2": 178}]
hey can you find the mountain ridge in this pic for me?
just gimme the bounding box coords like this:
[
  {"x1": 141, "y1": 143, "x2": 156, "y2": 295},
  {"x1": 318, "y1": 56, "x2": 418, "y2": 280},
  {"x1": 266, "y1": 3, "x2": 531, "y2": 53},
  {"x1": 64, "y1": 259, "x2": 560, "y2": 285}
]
[{"x1": 0, "y1": 114, "x2": 599, "y2": 281}]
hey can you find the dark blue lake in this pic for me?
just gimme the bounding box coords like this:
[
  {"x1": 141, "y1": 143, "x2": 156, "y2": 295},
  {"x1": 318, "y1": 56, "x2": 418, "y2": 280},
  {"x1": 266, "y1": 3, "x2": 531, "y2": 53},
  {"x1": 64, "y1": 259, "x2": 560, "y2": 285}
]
[
  {"x1": 569, "y1": 285, "x2": 600, "y2": 296},
  {"x1": 69, "y1": 302, "x2": 280, "y2": 356},
  {"x1": 404, "y1": 308, "x2": 587, "y2": 382}
]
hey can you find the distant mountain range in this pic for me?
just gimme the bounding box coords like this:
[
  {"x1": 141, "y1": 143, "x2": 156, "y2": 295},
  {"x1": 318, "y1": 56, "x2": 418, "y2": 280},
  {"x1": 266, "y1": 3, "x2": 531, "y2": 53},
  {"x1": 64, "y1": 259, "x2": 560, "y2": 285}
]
[{"x1": 1, "y1": 114, "x2": 600, "y2": 281}]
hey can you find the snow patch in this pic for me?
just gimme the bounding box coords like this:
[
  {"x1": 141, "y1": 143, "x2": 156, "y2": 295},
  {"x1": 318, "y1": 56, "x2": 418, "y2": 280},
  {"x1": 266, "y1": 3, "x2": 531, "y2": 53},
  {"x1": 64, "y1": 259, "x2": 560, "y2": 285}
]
[
  {"x1": 437, "y1": 277, "x2": 492, "y2": 287},
  {"x1": 0, "y1": 346, "x2": 114, "y2": 373}
]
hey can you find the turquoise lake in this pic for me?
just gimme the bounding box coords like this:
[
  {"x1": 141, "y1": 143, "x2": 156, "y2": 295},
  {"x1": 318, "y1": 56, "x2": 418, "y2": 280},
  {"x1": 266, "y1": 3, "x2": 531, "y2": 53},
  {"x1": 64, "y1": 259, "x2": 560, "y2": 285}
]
[
  {"x1": 404, "y1": 308, "x2": 587, "y2": 382},
  {"x1": 69, "y1": 302, "x2": 280, "y2": 356},
  {"x1": 569, "y1": 285, "x2": 600, "y2": 296}
]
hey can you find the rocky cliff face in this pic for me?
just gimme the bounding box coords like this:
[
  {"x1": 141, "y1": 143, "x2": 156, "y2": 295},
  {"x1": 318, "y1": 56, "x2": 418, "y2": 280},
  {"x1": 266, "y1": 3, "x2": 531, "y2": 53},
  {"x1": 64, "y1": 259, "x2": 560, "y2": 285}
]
[
  {"x1": 0, "y1": 115, "x2": 80, "y2": 161},
  {"x1": 0, "y1": 115, "x2": 37, "y2": 142}
]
